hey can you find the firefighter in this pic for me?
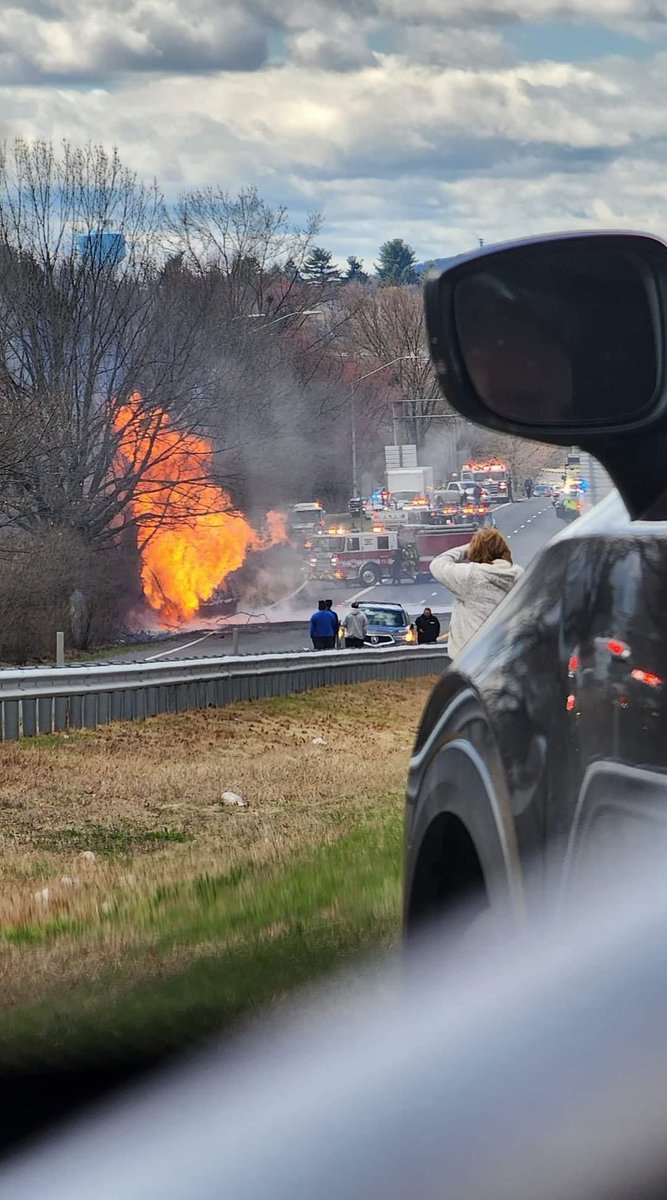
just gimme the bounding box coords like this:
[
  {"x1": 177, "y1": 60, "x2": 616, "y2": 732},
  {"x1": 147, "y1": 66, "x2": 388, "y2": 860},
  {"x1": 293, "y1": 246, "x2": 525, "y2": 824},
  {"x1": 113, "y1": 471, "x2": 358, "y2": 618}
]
[{"x1": 391, "y1": 545, "x2": 403, "y2": 585}]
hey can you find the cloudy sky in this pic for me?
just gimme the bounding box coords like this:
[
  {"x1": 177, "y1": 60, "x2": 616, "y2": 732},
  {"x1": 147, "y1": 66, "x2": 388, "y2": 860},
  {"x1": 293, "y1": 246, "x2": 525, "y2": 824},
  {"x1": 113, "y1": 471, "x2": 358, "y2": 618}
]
[{"x1": 3, "y1": 0, "x2": 667, "y2": 266}]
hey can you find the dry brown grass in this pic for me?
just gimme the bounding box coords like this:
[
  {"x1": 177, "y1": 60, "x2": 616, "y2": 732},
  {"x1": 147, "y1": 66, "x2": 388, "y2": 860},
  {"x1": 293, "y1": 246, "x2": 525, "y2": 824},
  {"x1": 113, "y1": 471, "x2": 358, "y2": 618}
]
[{"x1": 0, "y1": 679, "x2": 434, "y2": 1009}]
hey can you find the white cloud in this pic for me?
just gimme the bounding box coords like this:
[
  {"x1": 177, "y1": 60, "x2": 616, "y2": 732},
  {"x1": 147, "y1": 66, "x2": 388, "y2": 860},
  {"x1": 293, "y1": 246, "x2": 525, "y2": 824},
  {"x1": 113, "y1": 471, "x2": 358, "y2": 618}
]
[
  {"x1": 1, "y1": 1, "x2": 667, "y2": 263},
  {"x1": 0, "y1": 0, "x2": 268, "y2": 81}
]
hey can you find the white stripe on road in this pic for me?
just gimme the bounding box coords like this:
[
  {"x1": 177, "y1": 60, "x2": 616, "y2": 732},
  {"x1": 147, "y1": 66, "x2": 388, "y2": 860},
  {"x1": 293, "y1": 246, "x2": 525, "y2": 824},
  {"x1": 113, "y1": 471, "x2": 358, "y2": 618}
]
[
  {"x1": 346, "y1": 583, "x2": 380, "y2": 605},
  {"x1": 145, "y1": 631, "x2": 217, "y2": 661}
]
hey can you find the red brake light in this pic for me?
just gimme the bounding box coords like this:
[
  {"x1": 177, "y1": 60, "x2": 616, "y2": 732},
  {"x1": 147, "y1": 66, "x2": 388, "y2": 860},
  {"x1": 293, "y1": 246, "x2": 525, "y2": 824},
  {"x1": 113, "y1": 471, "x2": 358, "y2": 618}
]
[
  {"x1": 631, "y1": 668, "x2": 664, "y2": 688},
  {"x1": 566, "y1": 694, "x2": 576, "y2": 712},
  {"x1": 568, "y1": 654, "x2": 579, "y2": 673},
  {"x1": 607, "y1": 640, "x2": 629, "y2": 658}
]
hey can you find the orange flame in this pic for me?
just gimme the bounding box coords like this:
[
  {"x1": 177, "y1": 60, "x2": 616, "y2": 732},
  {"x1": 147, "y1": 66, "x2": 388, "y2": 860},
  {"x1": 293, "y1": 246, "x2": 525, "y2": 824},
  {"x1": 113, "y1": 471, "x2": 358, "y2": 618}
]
[{"x1": 113, "y1": 393, "x2": 286, "y2": 625}]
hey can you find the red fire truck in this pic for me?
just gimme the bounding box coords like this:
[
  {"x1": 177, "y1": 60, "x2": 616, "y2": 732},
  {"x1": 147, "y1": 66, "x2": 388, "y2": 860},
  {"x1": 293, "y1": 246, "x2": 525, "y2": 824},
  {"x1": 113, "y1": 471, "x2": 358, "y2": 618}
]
[
  {"x1": 459, "y1": 459, "x2": 514, "y2": 503},
  {"x1": 304, "y1": 524, "x2": 477, "y2": 585}
]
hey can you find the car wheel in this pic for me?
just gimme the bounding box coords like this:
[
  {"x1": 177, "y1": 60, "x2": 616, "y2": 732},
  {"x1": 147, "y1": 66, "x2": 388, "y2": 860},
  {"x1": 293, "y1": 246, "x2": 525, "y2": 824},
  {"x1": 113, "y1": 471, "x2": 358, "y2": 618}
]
[
  {"x1": 405, "y1": 689, "x2": 523, "y2": 939},
  {"x1": 359, "y1": 563, "x2": 381, "y2": 585}
]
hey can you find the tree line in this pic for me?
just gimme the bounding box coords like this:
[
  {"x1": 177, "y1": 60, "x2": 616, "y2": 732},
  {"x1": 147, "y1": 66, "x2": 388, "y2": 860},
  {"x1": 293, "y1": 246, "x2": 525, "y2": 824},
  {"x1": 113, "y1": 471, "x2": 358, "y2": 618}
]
[{"x1": 300, "y1": 238, "x2": 419, "y2": 286}]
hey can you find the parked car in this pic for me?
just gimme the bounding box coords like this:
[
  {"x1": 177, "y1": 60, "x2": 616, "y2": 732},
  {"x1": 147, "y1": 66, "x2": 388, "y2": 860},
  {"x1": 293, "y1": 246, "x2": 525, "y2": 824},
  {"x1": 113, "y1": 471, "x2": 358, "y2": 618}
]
[
  {"x1": 405, "y1": 229, "x2": 667, "y2": 936},
  {"x1": 340, "y1": 601, "x2": 416, "y2": 646},
  {"x1": 531, "y1": 482, "x2": 553, "y2": 498}
]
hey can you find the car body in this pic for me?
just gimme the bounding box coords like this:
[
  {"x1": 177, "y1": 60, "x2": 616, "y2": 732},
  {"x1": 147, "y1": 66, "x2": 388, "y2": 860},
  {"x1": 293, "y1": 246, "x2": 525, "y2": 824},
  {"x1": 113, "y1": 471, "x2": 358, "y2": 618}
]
[
  {"x1": 405, "y1": 229, "x2": 667, "y2": 936},
  {"x1": 340, "y1": 600, "x2": 415, "y2": 646},
  {"x1": 440, "y1": 480, "x2": 489, "y2": 503},
  {"x1": 532, "y1": 482, "x2": 553, "y2": 498},
  {"x1": 554, "y1": 489, "x2": 583, "y2": 522}
]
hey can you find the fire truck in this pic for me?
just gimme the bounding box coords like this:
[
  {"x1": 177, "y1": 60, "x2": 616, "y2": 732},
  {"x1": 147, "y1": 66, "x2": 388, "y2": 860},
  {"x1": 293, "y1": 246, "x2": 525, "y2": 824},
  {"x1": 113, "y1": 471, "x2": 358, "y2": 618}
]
[
  {"x1": 459, "y1": 459, "x2": 514, "y2": 503},
  {"x1": 304, "y1": 524, "x2": 477, "y2": 585}
]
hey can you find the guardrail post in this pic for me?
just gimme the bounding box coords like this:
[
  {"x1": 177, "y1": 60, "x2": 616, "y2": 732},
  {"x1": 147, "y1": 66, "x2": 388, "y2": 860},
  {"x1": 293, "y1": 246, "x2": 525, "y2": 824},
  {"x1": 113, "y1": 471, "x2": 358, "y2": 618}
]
[
  {"x1": 56, "y1": 631, "x2": 65, "y2": 667},
  {"x1": 232, "y1": 627, "x2": 240, "y2": 656}
]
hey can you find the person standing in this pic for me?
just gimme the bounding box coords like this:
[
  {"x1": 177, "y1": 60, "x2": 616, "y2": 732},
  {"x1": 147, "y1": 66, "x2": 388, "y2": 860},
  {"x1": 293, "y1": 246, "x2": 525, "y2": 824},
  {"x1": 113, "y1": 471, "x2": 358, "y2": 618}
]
[
  {"x1": 391, "y1": 545, "x2": 403, "y2": 585},
  {"x1": 344, "y1": 602, "x2": 368, "y2": 648},
  {"x1": 415, "y1": 607, "x2": 440, "y2": 644},
  {"x1": 524, "y1": 477, "x2": 533, "y2": 498},
  {"x1": 309, "y1": 600, "x2": 337, "y2": 651},
  {"x1": 324, "y1": 599, "x2": 339, "y2": 649},
  {"x1": 430, "y1": 528, "x2": 523, "y2": 659}
]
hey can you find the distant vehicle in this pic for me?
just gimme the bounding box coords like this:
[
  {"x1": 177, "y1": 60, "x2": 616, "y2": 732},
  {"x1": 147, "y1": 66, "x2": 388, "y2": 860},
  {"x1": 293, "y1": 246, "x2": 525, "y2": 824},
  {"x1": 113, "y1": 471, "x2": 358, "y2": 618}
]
[
  {"x1": 460, "y1": 459, "x2": 513, "y2": 502},
  {"x1": 406, "y1": 228, "x2": 667, "y2": 943},
  {"x1": 532, "y1": 482, "x2": 553, "y2": 497},
  {"x1": 287, "y1": 503, "x2": 326, "y2": 541},
  {"x1": 555, "y1": 488, "x2": 583, "y2": 522},
  {"x1": 386, "y1": 467, "x2": 434, "y2": 507},
  {"x1": 439, "y1": 480, "x2": 480, "y2": 502},
  {"x1": 340, "y1": 601, "x2": 415, "y2": 647},
  {"x1": 305, "y1": 525, "x2": 477, "y2": 585}
]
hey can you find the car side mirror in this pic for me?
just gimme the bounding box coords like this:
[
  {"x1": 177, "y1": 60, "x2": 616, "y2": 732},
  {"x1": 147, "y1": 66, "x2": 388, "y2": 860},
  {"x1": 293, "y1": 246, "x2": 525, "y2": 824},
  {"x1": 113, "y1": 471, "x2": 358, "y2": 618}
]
[{"x1": 424, "y1": 232, "x2": 667, "y2": 441}]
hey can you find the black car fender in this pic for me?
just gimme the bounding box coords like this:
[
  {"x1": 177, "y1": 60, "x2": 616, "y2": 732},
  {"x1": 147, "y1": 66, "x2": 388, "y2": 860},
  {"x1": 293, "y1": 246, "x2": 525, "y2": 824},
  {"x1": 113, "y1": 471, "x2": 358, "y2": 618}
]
[{"x1": 404, "y1": 679, "x2": 524, "y2": 932}]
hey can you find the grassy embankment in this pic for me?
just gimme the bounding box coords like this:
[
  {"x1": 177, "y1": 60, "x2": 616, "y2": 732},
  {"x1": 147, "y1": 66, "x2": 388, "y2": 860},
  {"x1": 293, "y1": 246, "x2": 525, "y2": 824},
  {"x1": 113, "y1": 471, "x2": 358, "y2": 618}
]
[{"x1": 0, "y1": 678, "x2": 434, "y2": 1065}]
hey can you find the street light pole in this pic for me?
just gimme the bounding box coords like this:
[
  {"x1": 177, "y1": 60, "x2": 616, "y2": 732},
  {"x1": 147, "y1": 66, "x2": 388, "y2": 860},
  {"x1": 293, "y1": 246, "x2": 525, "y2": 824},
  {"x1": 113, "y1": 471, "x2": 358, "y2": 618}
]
[
  {"x1": 232, "y1": 309, "x2": 324, "y2": 332},
  {"x1": 349, "y1": 355, "x2": 418, "y2": 498}
]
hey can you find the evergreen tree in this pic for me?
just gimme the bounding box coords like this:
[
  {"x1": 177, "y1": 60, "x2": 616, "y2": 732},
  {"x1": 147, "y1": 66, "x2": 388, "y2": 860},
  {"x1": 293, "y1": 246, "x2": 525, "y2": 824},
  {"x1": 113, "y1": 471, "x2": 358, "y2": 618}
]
[
  {"x1": 375, "y1": 238, "x2": 418, "y2": 286},
  {"x1": 344, "y1": 254, "x2": 368, "y2": 283},
  {"x1": 302, "y1": 246, "x2": 341, "y2": 283}
]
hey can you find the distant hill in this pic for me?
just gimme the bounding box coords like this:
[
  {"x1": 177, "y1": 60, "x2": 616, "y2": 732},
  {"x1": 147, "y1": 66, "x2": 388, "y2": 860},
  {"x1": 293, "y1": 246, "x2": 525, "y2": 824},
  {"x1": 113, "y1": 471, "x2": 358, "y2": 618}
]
[{"x1": 414, "y1": 255, "x2": 463, "y2": 276}]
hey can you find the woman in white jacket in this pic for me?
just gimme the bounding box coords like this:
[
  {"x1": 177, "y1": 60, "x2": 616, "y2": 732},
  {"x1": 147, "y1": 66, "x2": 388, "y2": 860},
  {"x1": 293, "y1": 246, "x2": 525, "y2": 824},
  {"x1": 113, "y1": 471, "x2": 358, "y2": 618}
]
[{"x1": 430, "y1": 527, "x2": 523, "y2": 659}]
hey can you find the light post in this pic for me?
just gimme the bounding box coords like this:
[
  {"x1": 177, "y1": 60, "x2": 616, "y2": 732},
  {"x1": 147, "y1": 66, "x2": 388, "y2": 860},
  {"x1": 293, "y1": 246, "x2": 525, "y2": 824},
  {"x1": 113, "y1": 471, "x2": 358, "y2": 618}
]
[{"x1": 349, "y1": 355, "x2": 418, "y2": 498}]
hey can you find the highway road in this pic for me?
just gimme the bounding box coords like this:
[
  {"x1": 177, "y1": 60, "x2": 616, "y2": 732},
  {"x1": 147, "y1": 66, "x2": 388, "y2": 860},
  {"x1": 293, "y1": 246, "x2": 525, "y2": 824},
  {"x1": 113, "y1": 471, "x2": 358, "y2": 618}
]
[{"x1": 102, "y1": 499, "x2": 562, "y2": 664}]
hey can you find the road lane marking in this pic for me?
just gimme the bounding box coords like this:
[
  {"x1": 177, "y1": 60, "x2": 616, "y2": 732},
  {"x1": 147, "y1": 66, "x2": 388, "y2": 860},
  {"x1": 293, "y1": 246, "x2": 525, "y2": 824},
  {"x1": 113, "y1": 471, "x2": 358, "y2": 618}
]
[
  {"x1": 146, "y1": 631, "x2": 217, "y2": 661},
  {"x1": 346, "y1": 584, "x2": 379, "y2": 605}
]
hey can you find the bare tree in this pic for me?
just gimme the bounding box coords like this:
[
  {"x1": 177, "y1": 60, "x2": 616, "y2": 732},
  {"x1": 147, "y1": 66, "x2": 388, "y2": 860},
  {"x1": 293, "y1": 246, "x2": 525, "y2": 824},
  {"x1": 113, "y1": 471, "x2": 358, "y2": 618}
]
[
  {"x1": 173, "y1": 185, "x2": 327, "y2": 325},
  {"x1": 340, "y1": 283, "x2": 448, "y2": 445},
  {"x1": 0, "y1": 139, "x2": 220, "y2": 548}
]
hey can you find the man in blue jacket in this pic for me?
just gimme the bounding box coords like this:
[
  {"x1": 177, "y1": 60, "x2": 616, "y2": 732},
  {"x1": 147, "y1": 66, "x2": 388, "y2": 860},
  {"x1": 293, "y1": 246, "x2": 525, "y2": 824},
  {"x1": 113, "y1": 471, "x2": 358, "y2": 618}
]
[{"x1": 309, "y1": 600, "x2": 337, "y2": 650}]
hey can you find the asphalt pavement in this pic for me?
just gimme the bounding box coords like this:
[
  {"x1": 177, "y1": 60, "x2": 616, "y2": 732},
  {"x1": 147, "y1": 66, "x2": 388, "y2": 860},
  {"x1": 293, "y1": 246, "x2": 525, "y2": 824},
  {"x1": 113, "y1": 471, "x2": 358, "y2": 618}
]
[{"x1": 101, "y1": 499, "x2": 560, "y2": 663}]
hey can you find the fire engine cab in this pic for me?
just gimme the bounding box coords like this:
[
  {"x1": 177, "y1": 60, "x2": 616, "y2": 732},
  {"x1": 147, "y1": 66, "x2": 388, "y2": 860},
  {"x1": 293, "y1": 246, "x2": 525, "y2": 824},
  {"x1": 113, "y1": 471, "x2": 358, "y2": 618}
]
[
  {"x1": 305, "y1": 524, "x2": 478, "y2": 585},
  {"x1": 306, "y1": 531, "x2": 397, "y2": 585}
]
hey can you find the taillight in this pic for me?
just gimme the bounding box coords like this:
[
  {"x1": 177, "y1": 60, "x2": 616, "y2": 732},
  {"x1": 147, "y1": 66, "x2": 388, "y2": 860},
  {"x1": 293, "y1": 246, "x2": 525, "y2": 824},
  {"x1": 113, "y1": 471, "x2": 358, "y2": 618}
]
[
  {"x1": 607, "y1": 639, "x2": 630, "y2": 659},
  {"x1": 568, "y1": 654, "x2": 579, "y2": 673},
  {"x1": 631, "y1": 668, "x2": 664, "y2": 688},
  {"x1": 566, "y1": 694, "x2": 576, "y2": 712}
]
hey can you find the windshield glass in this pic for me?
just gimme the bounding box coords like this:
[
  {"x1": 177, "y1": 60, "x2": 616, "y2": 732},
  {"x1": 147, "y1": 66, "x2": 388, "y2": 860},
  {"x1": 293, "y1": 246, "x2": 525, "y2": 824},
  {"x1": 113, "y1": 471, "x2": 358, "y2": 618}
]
[
  {"x1": 361, "y1": 608, "x2": 407, "y2": 628},
  {"x1": 0, "y1": 1, "x2": 633, "y2": 1158}
]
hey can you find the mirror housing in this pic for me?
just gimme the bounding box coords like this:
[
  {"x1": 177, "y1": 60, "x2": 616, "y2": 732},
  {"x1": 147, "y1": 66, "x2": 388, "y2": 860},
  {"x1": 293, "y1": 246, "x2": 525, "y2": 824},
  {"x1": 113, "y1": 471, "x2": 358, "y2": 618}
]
[{"x1": 424, "y1": 232, "x2": 667, "y2": 518}]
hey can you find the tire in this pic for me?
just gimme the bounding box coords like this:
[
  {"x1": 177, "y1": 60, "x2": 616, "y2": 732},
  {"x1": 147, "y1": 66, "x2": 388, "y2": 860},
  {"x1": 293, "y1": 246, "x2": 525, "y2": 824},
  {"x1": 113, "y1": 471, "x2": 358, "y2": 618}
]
[{"x1": 359, "y1": 562, "x2": 381, "y2": 585}]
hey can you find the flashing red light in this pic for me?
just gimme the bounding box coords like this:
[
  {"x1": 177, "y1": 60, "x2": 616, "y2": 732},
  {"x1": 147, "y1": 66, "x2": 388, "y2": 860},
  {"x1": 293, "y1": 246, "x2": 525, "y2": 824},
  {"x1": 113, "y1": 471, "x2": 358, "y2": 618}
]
[
  {"x1": 566, "y1": 694, "x2": 576, "y2": 712},
  {"x1": 631, "y1": 668, "x2": 664, "y2": 688},
  {"x1": 568, "y1": 654, "x2": 579, "y2": 673},
  {"x1": 606, "y1": 639, "x2": 630, "y2": 658}
]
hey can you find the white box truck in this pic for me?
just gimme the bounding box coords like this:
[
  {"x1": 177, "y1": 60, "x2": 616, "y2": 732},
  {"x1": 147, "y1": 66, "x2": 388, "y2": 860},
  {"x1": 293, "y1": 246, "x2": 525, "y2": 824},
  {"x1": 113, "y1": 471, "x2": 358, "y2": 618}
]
[{"x1": 386, "y1": 467, "x2": 434, "y2": 507}]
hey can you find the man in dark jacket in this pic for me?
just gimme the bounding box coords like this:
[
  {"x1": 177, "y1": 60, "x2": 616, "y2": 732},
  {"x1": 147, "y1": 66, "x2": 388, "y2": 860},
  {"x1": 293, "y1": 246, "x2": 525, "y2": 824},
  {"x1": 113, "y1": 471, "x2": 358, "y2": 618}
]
[
  {"x1": 324, "y1": 599, "x2": 339, "y2": 649},
  {"x1": 309, "y1": 600, "x2": 337, "y2": 650},
  {"x1": 391, "y1": 545, "x2": 403, "y2": 584},
  {"x1": 415, "y1": 607, "x2": 440, "y2": 644}
]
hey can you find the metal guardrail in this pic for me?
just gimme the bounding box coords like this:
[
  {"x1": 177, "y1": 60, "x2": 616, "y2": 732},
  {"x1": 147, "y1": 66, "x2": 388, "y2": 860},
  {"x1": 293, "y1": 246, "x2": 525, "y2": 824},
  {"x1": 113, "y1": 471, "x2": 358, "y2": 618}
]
[{"x1": 0, "y1": 646, "x2": 450, "y2": 740}]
